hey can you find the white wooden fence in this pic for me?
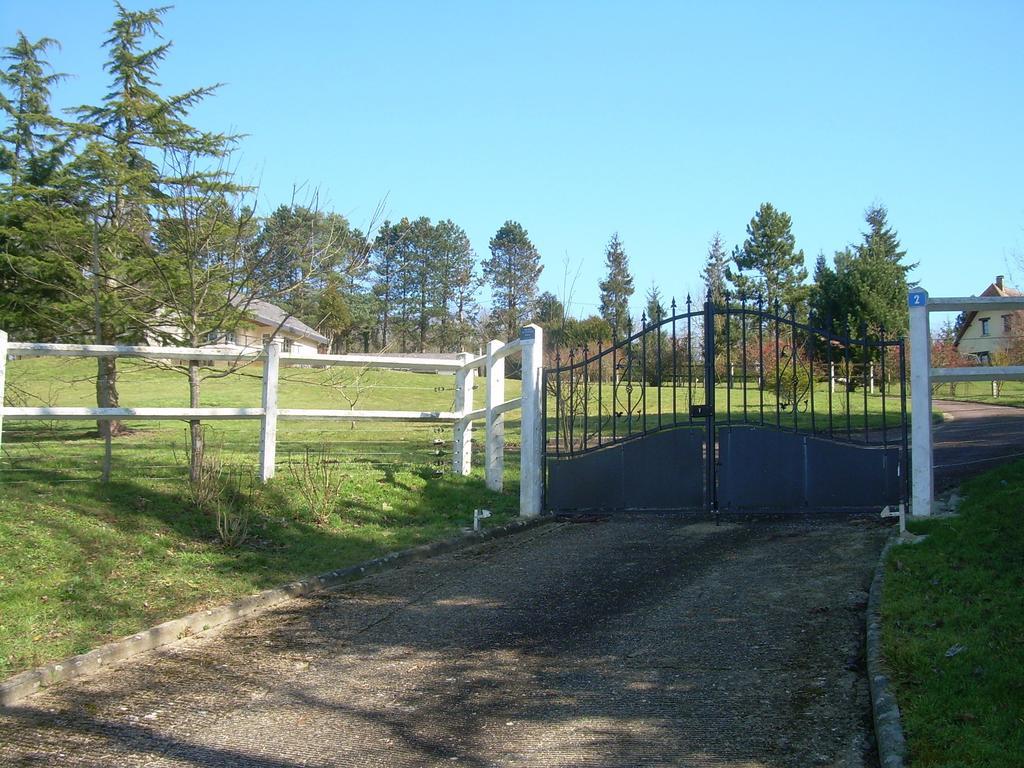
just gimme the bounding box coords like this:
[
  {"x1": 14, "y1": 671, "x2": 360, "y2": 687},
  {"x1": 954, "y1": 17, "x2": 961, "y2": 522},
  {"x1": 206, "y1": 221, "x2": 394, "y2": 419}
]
[
  {"x1": 0, "y1": 324, "x2": 545, "y2": 517},
  {"x1": 908, "y1": 289, "x2": 1024, "y2": 516}
]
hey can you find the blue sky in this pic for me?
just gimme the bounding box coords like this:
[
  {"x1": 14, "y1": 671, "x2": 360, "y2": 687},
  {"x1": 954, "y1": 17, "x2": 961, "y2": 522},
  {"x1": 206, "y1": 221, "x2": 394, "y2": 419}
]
[{"x1": 4, "y1": 1, "x2": 1022, "y2": 322}]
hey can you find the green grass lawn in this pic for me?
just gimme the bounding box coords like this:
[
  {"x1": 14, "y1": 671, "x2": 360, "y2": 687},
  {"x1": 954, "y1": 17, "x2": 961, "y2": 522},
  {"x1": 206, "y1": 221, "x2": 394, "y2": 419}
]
[
  {"x1": 0, "y1": 357, "x2": 523, "y2": 679},
  {"x1": 882, "y1": 461, "x2": 1024, "y2": 767}
]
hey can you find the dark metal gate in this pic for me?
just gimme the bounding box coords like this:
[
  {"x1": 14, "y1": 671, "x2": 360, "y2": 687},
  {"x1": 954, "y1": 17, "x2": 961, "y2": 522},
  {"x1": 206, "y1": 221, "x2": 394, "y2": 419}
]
[{"x1": 544, "y1": 295, "x2": 909, "y2": 513}]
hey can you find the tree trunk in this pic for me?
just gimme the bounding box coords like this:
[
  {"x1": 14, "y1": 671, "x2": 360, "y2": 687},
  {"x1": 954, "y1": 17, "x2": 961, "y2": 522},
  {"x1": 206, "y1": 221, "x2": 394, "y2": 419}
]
[
  {"x1": 92, "y1": 224, "x2": 124, "y2": 438},
  {"x1": 188, "y1": 360, "x2": 203, "y2": 483}
]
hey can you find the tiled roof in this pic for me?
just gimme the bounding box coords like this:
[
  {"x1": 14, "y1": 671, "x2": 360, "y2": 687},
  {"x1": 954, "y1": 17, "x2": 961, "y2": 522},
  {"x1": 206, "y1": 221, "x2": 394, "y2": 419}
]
[{"x1": 231, "y1": 296, "x2": 330, "y2": 345}]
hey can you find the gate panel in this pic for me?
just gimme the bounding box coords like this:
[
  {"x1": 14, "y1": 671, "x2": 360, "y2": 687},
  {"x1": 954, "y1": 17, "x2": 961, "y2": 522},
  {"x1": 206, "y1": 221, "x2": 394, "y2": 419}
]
[
  {"x1": 547, "y1": 427, "x2": 704, "y2": 512},
  {"x1": 718, "y1": 426, "x2": 902, "y2": 511},
  {"x1": 547, "y1": 444, "x2": 624, "y2": 511},
  {"x1": 805, "y1": 437, "x2": 902, "y2": 508},
  {"x1": 622, "y1": 428, "x2": 704, "y2": 510}
]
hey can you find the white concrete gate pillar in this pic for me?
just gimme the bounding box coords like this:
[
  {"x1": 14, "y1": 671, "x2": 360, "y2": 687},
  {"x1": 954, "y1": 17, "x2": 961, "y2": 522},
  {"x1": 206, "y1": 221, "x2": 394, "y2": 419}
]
[
  {"x1": 908, "y1": 288, "x2": 933, "y2": 516},
  {"x1": 519, "y1": 324, "x2": 544, "y2": 517}
]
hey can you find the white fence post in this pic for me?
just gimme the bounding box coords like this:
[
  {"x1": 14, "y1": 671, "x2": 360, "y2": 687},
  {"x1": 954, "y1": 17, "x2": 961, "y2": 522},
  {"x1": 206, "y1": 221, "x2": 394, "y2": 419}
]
[
  {"x1": 830, "y1": 362, "x2": 835, "y2": 394},
  {"x1": 0, "y1": 330, "x2": 7, "y2": 460},
  {"x1": 909, "y1": 288, "x2": 933, "y2": 516},
  {"x1": 453, "y1": 353, "x2": 474, "y2": 476},
  {"x1": 519, "y1": 323, "x2": 544, "y2": 517},
  {"x1": 485, "y1": 339, "x2": 505, "y2": 491},
  {"x1": 259, "y1": 341, "x2": 280, "y2": 482}
]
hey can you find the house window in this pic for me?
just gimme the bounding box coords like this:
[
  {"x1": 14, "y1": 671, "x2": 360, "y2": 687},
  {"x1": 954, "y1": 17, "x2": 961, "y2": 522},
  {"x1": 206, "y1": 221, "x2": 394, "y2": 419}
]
[
  {"x1": 206, "y1": 330, "x2": 236, "y2": 345},
  {"x1": 980, "y1": 317, "x2": 990, "y2": 336},
  {"x1": 282, "y1": 337, "x2": 293, "y2": 353},
  {"x1": 1003, "y1": 315, "x2": 1012, "y2": 334}
]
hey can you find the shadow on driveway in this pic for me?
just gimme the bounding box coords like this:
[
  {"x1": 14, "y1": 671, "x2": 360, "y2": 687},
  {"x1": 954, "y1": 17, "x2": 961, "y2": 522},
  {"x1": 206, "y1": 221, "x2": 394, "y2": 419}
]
[{"x1": 1, "y1": 516, "x2": 892, "y2": 767}]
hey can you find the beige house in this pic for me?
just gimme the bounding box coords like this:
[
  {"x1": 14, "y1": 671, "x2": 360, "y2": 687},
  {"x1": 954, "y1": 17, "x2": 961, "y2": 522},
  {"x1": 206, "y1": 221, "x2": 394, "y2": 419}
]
[
  {"x1": 212, "y1": 298, "x2": 329, "y2": 355},
  {"x1": 150, "y1": 298, "x2": 329, "y2": 355},
  {"x1": 953, "y1": 275, "x2": 1024, "y2": 363}
]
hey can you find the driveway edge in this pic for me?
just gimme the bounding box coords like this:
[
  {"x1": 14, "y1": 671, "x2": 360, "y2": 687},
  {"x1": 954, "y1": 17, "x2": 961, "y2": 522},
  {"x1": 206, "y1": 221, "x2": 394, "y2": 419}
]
[
  {"x1": 0, "y1": 515, "x2": 554, "y2": 708},
  {"x1": 867, "y1": 535, "x2": 907, "y2": 768}
]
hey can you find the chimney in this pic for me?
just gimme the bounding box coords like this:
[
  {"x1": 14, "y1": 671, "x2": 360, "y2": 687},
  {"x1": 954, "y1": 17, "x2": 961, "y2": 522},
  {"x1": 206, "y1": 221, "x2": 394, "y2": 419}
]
[{"x1": 996, "y1": 275, "x2": 1005, "y2": 290}]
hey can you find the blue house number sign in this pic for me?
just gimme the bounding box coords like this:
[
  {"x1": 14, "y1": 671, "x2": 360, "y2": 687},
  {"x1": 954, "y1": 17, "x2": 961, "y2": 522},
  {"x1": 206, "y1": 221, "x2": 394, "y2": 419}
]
[{"x1": 908, "y1": 290, "x2": 927, "y2": 308}]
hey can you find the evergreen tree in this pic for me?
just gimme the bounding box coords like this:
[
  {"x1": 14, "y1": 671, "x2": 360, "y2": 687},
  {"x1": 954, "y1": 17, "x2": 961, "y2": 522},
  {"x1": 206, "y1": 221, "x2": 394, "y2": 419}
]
[
  {"x1": 370, "y1": 219, "x2": 407, "y2": 349},
  {"x1": 808, "y1": 205, "x2": 914, "y2": 341},
  {"x1": 71, "y1": 3, "x2": 235, "y2": 435},
  {"x1": 406, "y1": 216, "x2": 436, "y2": 353},
  {"x1": 255, "y1": 204, "x2": 356, "y2": 325},
  {"x1": 598, "y1": 232, "x2": 634, "y2": 340},
  {"x1": 0, "y1": 33, "x2": 85, "y2": 341},
  {"x1": 431, "y1": 218, "x2": 477, "y2": 352},
  {"x1": 483, "y1": 220, "x2": 542, "y2": 341},
  {"x1": 808, "y1": 251, "x2": 842, "y2": 325},
  {"x1": 0, "y1": 33, "x2": 70, "y2": 188},
  {"x1": 726, "y1": 202, "x2": 808, "y2": 312},
  {"x1": 644, "y1": 282, "x2": 666, "y2": 324},
  {"x1": 318, "y1": 279, "x2": 354, "y2": 353},
  {"x1": 702, "y1": 232, "x2": 728, "y2": 305},
  {"x1": 535, "y1": 291, "x2": 564, "y2": 326},
  {"x1": 852, "y1": 204, "x2": 915, "y2": 334}
]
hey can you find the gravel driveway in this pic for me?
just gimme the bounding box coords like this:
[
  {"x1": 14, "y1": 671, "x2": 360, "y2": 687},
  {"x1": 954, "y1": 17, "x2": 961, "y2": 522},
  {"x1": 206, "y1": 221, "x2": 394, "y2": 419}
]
[{"x1": 1, "y1": 515, "x2": 891, "y2": 767}]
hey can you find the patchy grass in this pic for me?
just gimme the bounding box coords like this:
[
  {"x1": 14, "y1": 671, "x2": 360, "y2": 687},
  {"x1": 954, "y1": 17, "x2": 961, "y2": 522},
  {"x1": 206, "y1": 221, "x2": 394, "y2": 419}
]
[
  {"x1": 882, "y1": 460, "x2": 1024, "y2": 767},
  {"x1": 0, "y1": 358, "x2": 523, "y2": 679}
]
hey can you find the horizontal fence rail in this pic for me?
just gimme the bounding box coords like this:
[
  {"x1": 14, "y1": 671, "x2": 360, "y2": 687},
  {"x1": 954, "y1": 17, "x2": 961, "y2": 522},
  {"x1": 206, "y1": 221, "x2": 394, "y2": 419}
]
[{"x1": 0, "y1": 326, "x2": 545, "y2": 516}]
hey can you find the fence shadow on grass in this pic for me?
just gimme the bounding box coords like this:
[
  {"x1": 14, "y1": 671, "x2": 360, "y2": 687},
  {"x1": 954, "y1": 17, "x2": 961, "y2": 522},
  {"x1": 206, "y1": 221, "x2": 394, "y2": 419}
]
[{"x1": 0, "y1": 461, "x2": 519, "y2": 680}]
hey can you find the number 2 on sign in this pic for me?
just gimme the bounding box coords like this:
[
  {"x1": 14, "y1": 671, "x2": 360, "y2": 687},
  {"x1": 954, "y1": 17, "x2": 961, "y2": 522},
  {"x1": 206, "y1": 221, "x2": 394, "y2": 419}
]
[{"x1": 909, "y1": 292, "x2": 925, "y2": 307}]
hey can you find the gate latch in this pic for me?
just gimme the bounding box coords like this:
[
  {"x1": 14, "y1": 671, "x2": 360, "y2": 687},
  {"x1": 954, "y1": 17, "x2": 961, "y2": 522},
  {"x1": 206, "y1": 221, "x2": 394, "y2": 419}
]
[{"x1": 690, "y1": 404, "x2": 714, "y2": 418}]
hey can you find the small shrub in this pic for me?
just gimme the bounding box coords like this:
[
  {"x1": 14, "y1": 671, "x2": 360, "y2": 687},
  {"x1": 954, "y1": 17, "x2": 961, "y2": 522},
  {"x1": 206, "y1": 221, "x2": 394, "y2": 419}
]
[
  {"x1": 287, "y1": 448, "x2": 346, "y2": 526},
  {"x1": 186, "y1": 451, "x2": 225, "y2": 512},
  {"x1": 184, "y1": 449, "x2": 254, "y2": 547},
  {"x1": 214, "y1": 474, "x2": 252, "y2": 548}
]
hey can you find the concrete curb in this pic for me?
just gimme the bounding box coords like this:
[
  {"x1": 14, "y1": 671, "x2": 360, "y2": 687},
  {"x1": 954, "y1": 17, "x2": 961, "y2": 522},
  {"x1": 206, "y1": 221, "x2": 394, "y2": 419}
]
[
  {"x1": 866, "y1": 535, "x2": 907, "y2": 768},
  {"x1": 0, "y1": 514, "x2": 555, "y2": 708}
]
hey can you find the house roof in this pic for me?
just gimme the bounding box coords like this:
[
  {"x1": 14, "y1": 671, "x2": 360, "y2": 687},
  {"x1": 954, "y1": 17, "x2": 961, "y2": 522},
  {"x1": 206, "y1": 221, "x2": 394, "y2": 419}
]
[
  {"x1": 953, "y1": 277, "x2": 1024, "y2": 347},
  {"x1": 231, "y1": 296, "x2": 330, "y2": 345}
]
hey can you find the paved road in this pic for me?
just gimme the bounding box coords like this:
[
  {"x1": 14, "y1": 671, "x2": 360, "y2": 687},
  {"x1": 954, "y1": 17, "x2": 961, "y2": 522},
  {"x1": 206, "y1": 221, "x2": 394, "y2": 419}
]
[
  {"x1": 1, "y1": 517, "x2": 891, "y2": 768},
  {"x1": 932, "y1": 399, "x2": 1024, "y2": 489}
]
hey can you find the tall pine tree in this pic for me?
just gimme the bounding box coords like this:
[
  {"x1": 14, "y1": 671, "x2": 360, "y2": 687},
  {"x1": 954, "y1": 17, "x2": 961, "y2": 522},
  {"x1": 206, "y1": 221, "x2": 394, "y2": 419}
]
[
  {"x1": 726, "y1": 203, "x2": 808, "y2": 313},
  {"x1": 809, "y1": 205, "x2": 914, "y2": 340},
  {"x1": 71, "y1": 3, "x2": 235, "y2": 436},
  {"x1": 598, "y1": 232, "x2": 634, "y2": 341},
  {"x1": 0, "y1": 33, "x2": 85, "y2": 341},
  {"x1": 431, "y1": 218, "x2": 478, "y2": 352},
  {"x1": 644, "y1": 282, "x2": 666, "y2": 323},
  {"x1": 702, "y1": 232, "x2": 728, "y2": 306},
  {"x1": 483, "y1": 220, "x2": 542, "y2": 341}
]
